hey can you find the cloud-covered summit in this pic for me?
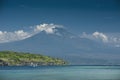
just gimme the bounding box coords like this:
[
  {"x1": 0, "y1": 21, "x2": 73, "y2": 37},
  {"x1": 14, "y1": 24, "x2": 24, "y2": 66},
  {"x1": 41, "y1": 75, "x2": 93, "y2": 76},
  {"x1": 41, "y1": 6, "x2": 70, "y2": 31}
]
[
  {"x1": 34, "y1": 24, "x2": 63, "y2": 34},
  {"x1": 0, "y1": 23, "x2": 63, "y2": 43}
]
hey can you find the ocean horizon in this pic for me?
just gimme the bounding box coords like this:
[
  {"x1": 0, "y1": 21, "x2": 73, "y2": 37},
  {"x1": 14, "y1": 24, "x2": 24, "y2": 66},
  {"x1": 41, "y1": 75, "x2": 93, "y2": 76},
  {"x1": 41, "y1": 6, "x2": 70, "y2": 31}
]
[{"x1": 0, "y1": 65, "x2": 120, "y2": 80}]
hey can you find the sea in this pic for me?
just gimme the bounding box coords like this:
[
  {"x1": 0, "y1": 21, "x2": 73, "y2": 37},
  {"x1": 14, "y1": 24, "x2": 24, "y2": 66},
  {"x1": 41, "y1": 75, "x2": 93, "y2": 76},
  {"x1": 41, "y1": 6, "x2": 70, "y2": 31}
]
[{"x1": 0, "y1": 65, "x2": 120, "y2": 80}]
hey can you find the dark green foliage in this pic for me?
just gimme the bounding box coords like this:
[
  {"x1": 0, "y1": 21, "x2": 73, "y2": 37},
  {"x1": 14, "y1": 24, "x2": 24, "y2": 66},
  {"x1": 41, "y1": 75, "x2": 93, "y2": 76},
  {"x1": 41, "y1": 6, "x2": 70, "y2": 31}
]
[{"x1": 0, "y1": 51, "x2": 67, "y2": 66}]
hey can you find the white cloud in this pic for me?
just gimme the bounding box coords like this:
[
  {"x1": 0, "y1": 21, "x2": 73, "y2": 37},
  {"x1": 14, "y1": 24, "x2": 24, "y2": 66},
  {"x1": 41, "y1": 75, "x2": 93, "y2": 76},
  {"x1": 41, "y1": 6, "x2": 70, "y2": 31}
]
[
  {"x1": 34, "y1": 23, "x2": 63, "y2": 34},
  {"x1": 0, "y1": 23, "x2": 63, "y2": 43},
  {"x1": 80, "y1": 31, "x2": 120, "y2": 47},
  {"x1": 92, "y1": 32, "x2": 108, "y2": 42},
  {"x1": 0, "y1": 30, "x2": 31, "y2": 43}
]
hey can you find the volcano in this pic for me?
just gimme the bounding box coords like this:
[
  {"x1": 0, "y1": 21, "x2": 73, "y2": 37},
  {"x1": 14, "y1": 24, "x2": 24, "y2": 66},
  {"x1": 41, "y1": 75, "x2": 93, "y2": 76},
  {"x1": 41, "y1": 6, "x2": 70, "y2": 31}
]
[{"x1": 0, "y1": 27, "x2": 120, "y2": 65}]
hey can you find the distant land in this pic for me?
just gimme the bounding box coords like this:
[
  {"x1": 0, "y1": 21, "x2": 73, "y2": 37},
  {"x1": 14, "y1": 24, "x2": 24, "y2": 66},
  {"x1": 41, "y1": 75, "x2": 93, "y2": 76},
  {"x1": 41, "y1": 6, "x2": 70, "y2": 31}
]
[{"x1": 0, "y1": 51, "x2": 67, "y2": 66}]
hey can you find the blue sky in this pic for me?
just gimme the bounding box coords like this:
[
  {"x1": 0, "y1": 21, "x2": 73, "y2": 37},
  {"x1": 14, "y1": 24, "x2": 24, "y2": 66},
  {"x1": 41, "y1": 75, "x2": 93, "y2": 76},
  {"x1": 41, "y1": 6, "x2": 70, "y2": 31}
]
[
  {"x1": 0, "y1": 0, "x2": 120, "y2": 33},
  {"x1": 0, "y1": 0, "x2": 120, "y2": 64}
]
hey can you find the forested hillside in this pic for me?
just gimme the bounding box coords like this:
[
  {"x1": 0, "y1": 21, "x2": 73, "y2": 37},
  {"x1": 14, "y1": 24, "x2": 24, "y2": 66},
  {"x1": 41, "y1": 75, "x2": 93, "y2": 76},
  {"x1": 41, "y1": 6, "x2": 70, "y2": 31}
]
[{"x1": 0, "y1": 51, "x2": 67, "y2": 66}]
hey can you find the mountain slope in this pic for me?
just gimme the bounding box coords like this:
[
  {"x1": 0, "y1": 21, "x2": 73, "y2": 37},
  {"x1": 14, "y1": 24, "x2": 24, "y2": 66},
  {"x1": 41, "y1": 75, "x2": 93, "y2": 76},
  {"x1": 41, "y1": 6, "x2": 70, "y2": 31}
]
[{"x1": 0, "y1": 27, "x2": 120, "y2": 65}]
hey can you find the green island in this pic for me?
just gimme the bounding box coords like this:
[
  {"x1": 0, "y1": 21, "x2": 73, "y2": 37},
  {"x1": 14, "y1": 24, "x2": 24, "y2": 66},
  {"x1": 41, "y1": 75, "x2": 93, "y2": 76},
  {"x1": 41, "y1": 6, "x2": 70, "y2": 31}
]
[{"x1": 0, "y1": 51, "x2": 67, "y2": 66}]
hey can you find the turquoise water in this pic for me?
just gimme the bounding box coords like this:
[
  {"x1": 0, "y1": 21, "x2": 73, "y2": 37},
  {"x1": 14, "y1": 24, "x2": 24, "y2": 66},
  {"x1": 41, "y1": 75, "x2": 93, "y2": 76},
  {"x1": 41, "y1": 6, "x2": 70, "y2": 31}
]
[{"x1": 0, "y1": 66, "x2": 120, "y2": 80}]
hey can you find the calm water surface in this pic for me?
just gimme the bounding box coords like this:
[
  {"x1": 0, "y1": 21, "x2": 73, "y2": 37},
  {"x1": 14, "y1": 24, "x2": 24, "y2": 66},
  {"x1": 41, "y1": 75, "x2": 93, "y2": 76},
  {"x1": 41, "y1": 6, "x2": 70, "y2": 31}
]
[{"x1": 0, "y1": 66, "x2": 120, "y2": 80}]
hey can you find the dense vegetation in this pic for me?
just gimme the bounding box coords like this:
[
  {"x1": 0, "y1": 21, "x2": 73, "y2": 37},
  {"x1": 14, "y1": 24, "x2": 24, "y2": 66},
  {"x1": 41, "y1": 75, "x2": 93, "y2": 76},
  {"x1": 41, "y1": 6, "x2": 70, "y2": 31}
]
[{"x1": 0, "y1": 51, "x2": 67, "y2": 66}]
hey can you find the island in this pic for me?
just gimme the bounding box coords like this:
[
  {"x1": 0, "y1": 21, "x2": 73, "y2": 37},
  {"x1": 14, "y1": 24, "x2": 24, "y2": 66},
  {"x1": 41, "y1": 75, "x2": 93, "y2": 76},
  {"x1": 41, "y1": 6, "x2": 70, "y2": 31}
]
[{"x1": 0, "y1": 51, "x2": 67, "y2": 66}]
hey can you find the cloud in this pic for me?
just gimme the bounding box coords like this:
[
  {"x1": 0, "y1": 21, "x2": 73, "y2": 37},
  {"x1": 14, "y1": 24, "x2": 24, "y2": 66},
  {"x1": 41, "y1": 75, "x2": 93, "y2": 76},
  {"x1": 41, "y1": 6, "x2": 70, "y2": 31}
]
[
  {"x1": 80, "y1": 31, "x2": 120, "y2": 47},
  {"x1": 0, "y1": 30, "x2": 31, "y2": 43},
  {"x1": 92, "y1": 32, "x2": 108, "y2": 42},
  {"x1": 34, "y1": 23, "x2": 63, "y2": 34},
  {"x1": 0, "y1": 23, "x2": 63, "y2": 43}
]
